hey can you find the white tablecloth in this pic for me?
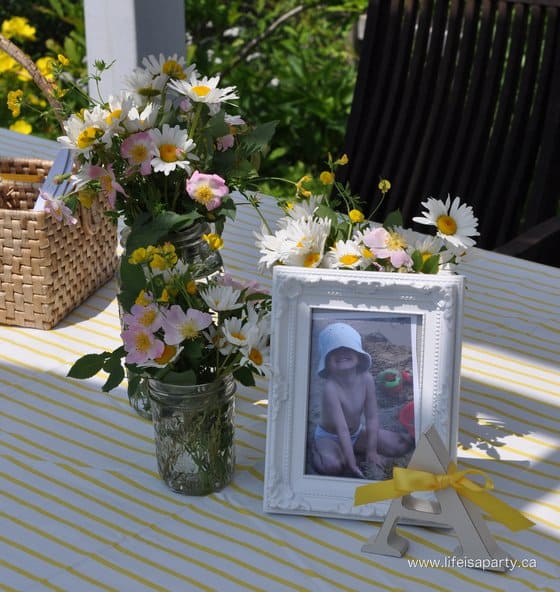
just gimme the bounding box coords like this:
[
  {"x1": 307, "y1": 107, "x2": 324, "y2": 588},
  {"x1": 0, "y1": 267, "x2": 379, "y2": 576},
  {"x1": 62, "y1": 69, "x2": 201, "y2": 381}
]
[{"x1": 1, "y1": 130, "x2": 559, "y2": 591}]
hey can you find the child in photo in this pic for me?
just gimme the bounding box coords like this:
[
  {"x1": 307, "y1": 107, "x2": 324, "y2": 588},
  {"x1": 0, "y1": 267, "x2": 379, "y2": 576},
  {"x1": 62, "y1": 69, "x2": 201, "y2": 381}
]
[{"x1": 311, "y1": 322, "x2": 413, "y2": 478}]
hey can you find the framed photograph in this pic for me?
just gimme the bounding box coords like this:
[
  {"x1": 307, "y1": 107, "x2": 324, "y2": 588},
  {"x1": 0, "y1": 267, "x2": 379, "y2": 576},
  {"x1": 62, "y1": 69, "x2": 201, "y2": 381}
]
[{"x1": 263, "y1": 266, "x2": 464, "y2": 521}]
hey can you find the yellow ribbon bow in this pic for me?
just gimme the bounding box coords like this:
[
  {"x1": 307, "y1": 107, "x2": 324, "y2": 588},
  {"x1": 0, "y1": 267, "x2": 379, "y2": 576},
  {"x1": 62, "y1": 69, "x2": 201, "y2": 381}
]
[{"x1": 354, "y1": 462, "x2": 534, "y2": 532}]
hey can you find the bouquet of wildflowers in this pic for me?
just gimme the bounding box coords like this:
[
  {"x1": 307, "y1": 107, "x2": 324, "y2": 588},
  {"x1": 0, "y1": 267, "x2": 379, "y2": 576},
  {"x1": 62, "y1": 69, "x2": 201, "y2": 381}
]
[
  {"x1": 69, "y1": 241, "x2": 271, "y2": 390},
  {"x1": 34, "y1": 53, "x2": 275, "y2": 235},
  {"x1": 255, "y1": 154, "x2": 479, "y2": 274}
]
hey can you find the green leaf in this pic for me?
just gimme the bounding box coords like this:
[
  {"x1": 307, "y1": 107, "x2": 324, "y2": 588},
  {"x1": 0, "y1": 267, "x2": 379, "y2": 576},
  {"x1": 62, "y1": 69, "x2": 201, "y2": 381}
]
[
  {"x1": 161, "y1": 370, "x2": 197, "y2": 386},
  {"x1": 234, "y1": 365, "x2": 256, "y2": 387},
  {"x1": 411, "y1": 250, "x2": 423, "y2": 272},
  {"x1": 242, "y1": 121, "x2": 278, "y2": 154},
  {"x1": 207, "y1": 110, "x2": 229, "y2": 137},
  {"x1": 126, "y1": 212, "x2": 202, "y2": 252},
  {"x1": 118, "y1": 258, "x2": 146, "y2": 311},
  {"x1": 102, "y1": 365, "x2": 125, "y2": 393},
  {"x1": 67, "y1": 353, "x2": 108, "y2": 379},
  {"x1": 384, "y1": 210, "x2": 403, "y2": 229},
  {"x1": 422, "y1": 254, "x2": 441, "y2": 274}
]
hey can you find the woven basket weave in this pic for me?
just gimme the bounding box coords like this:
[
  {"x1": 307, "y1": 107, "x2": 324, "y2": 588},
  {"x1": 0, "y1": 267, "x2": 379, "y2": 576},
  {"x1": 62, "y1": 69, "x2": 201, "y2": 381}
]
[{"x1": 0, "y1": 157, "x2": 118, "y2": 329}]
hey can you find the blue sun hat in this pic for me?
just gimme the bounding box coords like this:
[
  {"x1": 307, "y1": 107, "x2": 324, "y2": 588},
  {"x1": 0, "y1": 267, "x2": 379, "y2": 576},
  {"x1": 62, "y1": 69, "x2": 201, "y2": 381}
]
[{"x1": 317, "y1": 322, "x2": 371, "y2": 378}]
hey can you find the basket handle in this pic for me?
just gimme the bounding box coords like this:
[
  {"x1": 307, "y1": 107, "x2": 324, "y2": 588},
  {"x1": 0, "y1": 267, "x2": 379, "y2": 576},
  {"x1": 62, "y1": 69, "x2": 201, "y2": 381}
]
[{"x1": 80, "y1": 198, "x2": 105, "y2": 236}]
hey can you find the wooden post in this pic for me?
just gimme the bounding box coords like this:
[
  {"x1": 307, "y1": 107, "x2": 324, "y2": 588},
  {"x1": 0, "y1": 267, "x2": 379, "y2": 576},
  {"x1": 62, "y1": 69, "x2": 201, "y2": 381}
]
[{"x1": 83, "y1": 0, "x2": 186, "y2": 100}]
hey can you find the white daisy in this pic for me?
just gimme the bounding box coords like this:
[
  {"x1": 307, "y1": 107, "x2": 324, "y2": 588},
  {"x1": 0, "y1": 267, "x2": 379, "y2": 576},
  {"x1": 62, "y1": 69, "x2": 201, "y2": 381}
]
[
  {"x1": 241, "y1": 333, "x2": 271, "y2": 377},
  {"x1": 199, "y1": 285, "x2": 244, "y2": 312},
  {"x1": 57, "y1": 105, "x2": 111, "y2": 154},
  {"x1": 254, "y1": 226, "x2": 289, "y2": 270},
  {"x1": 123, "y1": 103, "x2": 158, "y2": 133},
  {"x1": 323, "y1": 239, "x2": 363, "y2": 269},
  {"x1": 281, "y1": 196, "x2": 323, "y2": 222},
  {"x1": 125, "y1": 66, "x2": 167, "y2": 105},
  {"x1": 104, "y1": 92, "x2": 135, "y2": 130},
  {"x1": 168, "y1": 75, "x2": 239, "y2": 107},
  {"x1": 412, "y1": 195, "x2": 479, "y2": 251},
  {"x1": 203, "y1": 325, "x2": 234, "y2": 355},
  {"x1": 141, "y1": 53, "x2": 195, "y2": 80},
  {"x1": 149, "y1": 124, "x2": 196, "y2": 175},
  {"x1": 223, "y1": 317, "x2": 258, "y2": 348},
  {"x1": 279, "y1": 216, "x2": 332, "y2": 268}
]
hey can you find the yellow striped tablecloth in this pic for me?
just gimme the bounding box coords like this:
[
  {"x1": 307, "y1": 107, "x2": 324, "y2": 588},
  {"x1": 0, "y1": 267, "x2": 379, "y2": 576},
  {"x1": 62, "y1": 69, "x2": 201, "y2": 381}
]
[{"x1": 1, "y1": 131, "x2": 559, "y2": 591}]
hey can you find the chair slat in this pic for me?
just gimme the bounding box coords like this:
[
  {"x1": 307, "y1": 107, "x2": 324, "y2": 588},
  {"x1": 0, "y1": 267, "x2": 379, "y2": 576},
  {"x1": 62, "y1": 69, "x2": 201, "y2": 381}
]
[{"x1": 339, "y1": 0, "x2": 560, "y2": 263}]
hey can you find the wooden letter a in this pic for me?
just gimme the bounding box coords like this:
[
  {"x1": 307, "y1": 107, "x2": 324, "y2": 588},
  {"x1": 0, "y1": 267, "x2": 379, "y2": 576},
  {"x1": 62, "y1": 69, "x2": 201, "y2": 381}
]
[{"x1": 361, "y1": 426, "x2": 511, "y2": 572}]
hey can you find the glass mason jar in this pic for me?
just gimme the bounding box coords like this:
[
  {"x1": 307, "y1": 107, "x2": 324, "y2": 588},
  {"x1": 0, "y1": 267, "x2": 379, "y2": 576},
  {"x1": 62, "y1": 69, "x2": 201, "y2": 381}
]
[
  {"x1": 168, "y1": 221, "x2": 223, "y2": 280},
  {"x1": 117, "y1": 221, "x2": 224, "y2": 419},
  {"x1": 148, "y1": 374, "x2": 236, "y2": 496}
]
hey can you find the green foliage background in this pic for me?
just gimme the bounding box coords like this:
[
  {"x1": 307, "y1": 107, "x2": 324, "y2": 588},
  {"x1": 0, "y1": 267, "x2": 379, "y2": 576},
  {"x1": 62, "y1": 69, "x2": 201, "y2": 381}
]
[{"x1": 0, "y1": 0, "x2": 368, "y2": 179}]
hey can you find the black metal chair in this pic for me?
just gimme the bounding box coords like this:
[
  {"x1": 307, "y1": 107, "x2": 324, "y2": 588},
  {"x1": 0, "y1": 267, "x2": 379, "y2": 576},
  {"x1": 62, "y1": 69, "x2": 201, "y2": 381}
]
[{"x1": 339, "y1": 0, "x2": 560, "y2": 266}]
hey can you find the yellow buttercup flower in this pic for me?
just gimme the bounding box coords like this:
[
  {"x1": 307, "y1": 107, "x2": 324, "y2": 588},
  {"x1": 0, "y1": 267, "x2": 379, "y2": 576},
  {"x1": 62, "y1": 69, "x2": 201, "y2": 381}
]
[
  {"x1": 203, "y1": 233, "x2": 224, "y2": 251},
  {"x1": 36, "y1": 56, "x2": 55, "y2": 81},
  {"x1": 319, "y1": 171, "x2": 335, "y2": 185},
  {"x1": 135, "y1": 290, "x2": 151, "y2": 306},
  {"x1": 334, "y1": 154, "x2": 349, "y2": 166},
  {"x1": 296, "y1": 175, "x2": 312, "y2": 198},
  {"x1": 7, "y1": 90, "x2": 23, "y2": 117},
  {"x1": 58, "y1": 54, "x2": 70, "y2": 66},
  {"x1": 150, "y1": 254, "x2": 168, "y2": 271},
  {"x1": 9, "y1": 119, "x2": 32, "y2": 134},
  {"x1": 129, "y1": 247, "x2": 149, "y2": 264},
  {"x1": 348, "y1": 209, "x2": 365, "y2": 223},
  {"x1": 0, "y1": 51, "x2": 18, "y2": 73},
  {"x1": 1, "y1": 16, "x2": 36, "y2": 40},
  {"x1": 378, "y1": 179, "x2": 391, "y2": 193},
  {"x1": 186, "y1": 280, "x2": 198, "y2": 295}
]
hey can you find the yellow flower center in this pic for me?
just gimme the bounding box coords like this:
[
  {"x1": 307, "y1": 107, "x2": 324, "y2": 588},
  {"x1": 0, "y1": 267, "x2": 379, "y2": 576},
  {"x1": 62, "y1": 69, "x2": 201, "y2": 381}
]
[
  {"x1": 249, "y1": 348, "x2": 263, "y2": 366},
  {"x1": 421, "y1": 252, "x2": 433, "y2": 263},
  {"x1": 130, "y1": 143, "x2": 149, "y2": 163},
  {"x1": 339, "y1": 254, "x2": 359, "y2": 266},
  {"x1": 159, "y1": 143, "x2": 178, "y2": 162},
  {"x1": 76, "y1": 126, "x2": 103, "y2": 149},
  {"x1": 362, "y1": 246, "x2": 373, "y2": 259},
  {"x1": 154, "y1": 344, "x2": 177, "y2": 364},
  {"x1": 436, "y1": 214, "x2": 458, "y2": 235},
  {"x1": 99, "y1": 175, "x2": 113, "y2": 194},
  {"x1": 181, "y1": 321, "x2": 200, "y2": 340},
  {"x1": 163, "y1": 59, "x2": 185, "y2": 79},
  {"x1": 194, "y1": 185, "x2": 214, "y2": 204},
  {"x1": 303, "y1": 252, "x2": 321, "y2": 267},
  {"x1": 135, "y1": 332, "x2": 151, "y2": 353},
  {"x1": 105, "y1": 109, "x2": 122, "y2": 125},
  {"x1": 231, "y1": 331, "x2": 246, "y2": 342},
  {"x1": 186, "y1": 280, "x2": 197, "y2": 295},
  {"x1": 192, "y1": 85, "x2": 211, "y2": 97},
  {"x1": 386, "y1": 230, "x2": 407, "y2": 251},
  {"x1": 139, "y1": 309, "x2": 157, "y2": 326}
]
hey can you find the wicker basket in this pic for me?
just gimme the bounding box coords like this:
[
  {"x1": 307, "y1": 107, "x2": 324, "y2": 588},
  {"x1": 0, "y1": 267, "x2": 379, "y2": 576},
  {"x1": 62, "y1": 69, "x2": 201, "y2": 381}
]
[{"x1": 0, "y1": 157, "x2": 118, "y2": 329}]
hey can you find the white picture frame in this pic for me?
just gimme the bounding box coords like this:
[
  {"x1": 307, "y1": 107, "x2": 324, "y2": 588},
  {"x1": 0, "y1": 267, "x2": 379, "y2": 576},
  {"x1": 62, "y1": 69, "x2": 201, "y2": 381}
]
[{"x1": 263, "y1": 266, "x2": 464, "y2": 521}]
